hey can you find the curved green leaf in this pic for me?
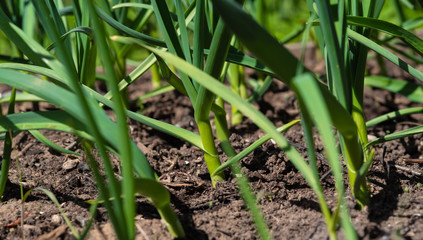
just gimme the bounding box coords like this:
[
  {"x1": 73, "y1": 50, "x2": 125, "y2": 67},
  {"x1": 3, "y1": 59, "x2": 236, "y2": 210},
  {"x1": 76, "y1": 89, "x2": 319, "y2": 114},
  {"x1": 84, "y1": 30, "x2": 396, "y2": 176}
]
[
  {"x1": 47, "y1": 26, "x2": 94, "y2": 51},
  {"x1": 111, "y1": 3, "x2": 153, "y2": 11},
  {"x1": 96, "y1": 6, "x2": 165, "y2": 47},
  {"x1": 0, "y1": 111, "x2": 92, "y2": 140},
  {"x1": 347, "y1": 16, "x2": 423, "y2": 56},
  {"x1": 23, "y1": 188, "x2": 79, "y2": 238},
  {"x1": 135, "y1": 179, "x2": 185, "y2": 238},
  {"x1": 151, "y1": 0, "x2": 184, "y2": 58},
  {"x1": 365, "y1": 76, "x2": 423, "y2": 103},
  {"x1": 247, "y1": 76, "x2": 273, "y2": 103},
  {"x1": 134, "y1": 178, "x2": 169, "y2": 208},
  {"x1": 366, "y1": 124, "x2": 423, "y2": 148},
  {"x1": 88, "y1": 86, "x2": 206, "y2": 153},
  {"x1": 0, "y1": 63, "x2": 62, "y2": 80},
  {"x1": 103, "y1": 53, "x2": 157, "y2": 99},
  {"x1": 0, "y1": 92, "x2": 44, "y2": 104},
  {"x1": 223, "y1": 48, "x2": 274, "y2": 76},
  {"x1": 347, "y1": 29, "x2": 423, "y2": 82},
  {"x1": 366, "y1": 107, "x2": 423, "y2": 127},
  {"x1": 0, "y1": 62, "x2": 70, "y2": 90},
  {"x1": 29, "y1": 129, "x2": 79, "y2": 156},
  {"x1": 293, "y1": 74, "x2": 343, "y2": 190},
  {"x1": 139, "y1": 84, "x2": 175, "y2": 102}
]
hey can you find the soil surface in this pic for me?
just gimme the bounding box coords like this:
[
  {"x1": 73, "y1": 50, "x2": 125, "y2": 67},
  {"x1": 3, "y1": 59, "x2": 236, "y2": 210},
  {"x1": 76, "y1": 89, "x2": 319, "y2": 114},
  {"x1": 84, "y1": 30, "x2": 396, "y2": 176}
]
[{"x1": 1, "y1": 43, "x2": 423, "y2": 240}]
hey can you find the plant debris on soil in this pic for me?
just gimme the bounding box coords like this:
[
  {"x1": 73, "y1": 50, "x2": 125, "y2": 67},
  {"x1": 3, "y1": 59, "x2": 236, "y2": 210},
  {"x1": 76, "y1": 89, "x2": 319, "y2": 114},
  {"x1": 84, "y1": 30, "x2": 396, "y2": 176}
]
[{"x1": 1, "y1": 43, "x2": 423, "y2": 240}]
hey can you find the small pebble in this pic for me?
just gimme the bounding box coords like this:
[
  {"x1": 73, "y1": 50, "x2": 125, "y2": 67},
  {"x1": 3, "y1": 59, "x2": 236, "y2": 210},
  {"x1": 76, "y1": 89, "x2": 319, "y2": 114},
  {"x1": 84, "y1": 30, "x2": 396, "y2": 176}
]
[
  {"x1": 368, "y1": 134, "x2": 377, "y2": 142},
  {"x1": 77, "y1": 161, "x2": 90, "y2": 171},
  {"x1": 22, "y1": 224, "x2": 41, "y2": 235},
  {"x1": 194, "y1": 157, "x2": 202, "y2": 163},
  {"x1": 76, "y1": 215, "x2": 86, "y2": 227},
  {"x1": 62, "y1": 159, "x2": 80, "y2": 170},
  {"x1": 51, "y1": 214, "x2": 62, "y2": 224}
]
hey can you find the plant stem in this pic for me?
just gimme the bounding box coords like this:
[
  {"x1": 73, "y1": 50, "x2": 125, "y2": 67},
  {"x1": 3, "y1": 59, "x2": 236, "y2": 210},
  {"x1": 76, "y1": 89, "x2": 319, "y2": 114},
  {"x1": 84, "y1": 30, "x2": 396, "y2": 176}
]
[
  {"x1": 349, "y1": 12, "x2": 373, "y2": 208},
  {"x1": 197, "y1": 121, "x2": 225, "y2": 185},
  {"x1": 151, "y1": 63, "x2": 162, "y2": 89},
  {"x1": 340, "y1": 135, "x2": 370, "y2": 208},
  {"x1": 0, "y1": 131, "x2": 12, "y2": 199},
  {"x1": 229, "y1": 40, "x2": 246, "y2": 126},
  {"x1": 0, "y1": 88, "x2": 16, "y2": 199},
  {"x1": 88, "y1": 2, "x2": 135, "y2": 237},
  {"x1": 195, "y1": 14, "x2": 239, "y2": 185}
]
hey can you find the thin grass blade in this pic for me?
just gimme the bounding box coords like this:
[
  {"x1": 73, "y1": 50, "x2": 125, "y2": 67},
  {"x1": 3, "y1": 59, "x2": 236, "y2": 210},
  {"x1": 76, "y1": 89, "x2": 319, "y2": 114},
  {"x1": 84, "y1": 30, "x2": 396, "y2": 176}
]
[
  {"x1": 22, "y1": 188, "x2": 80, "y2": 238},
  {"x1": 174, "y1": 0, "x2": 192, "y2": 64},
  {"x1": 212, "y1": 120, "x2": 300, "y2": 176}
]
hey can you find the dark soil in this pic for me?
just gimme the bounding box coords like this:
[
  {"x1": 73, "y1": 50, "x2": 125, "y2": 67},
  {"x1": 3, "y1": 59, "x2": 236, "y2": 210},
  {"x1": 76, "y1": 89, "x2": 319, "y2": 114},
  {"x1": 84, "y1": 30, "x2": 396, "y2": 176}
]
[{"x1": 1, "y1": 43, "x2": 423, "y2": 240}]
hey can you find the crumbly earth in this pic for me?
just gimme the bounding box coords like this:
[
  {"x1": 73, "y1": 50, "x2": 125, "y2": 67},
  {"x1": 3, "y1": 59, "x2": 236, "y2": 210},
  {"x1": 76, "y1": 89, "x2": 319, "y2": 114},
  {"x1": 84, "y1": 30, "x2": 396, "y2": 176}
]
[{"x1": 0, "y1": 44, "x2": 423, "y2": 240}]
